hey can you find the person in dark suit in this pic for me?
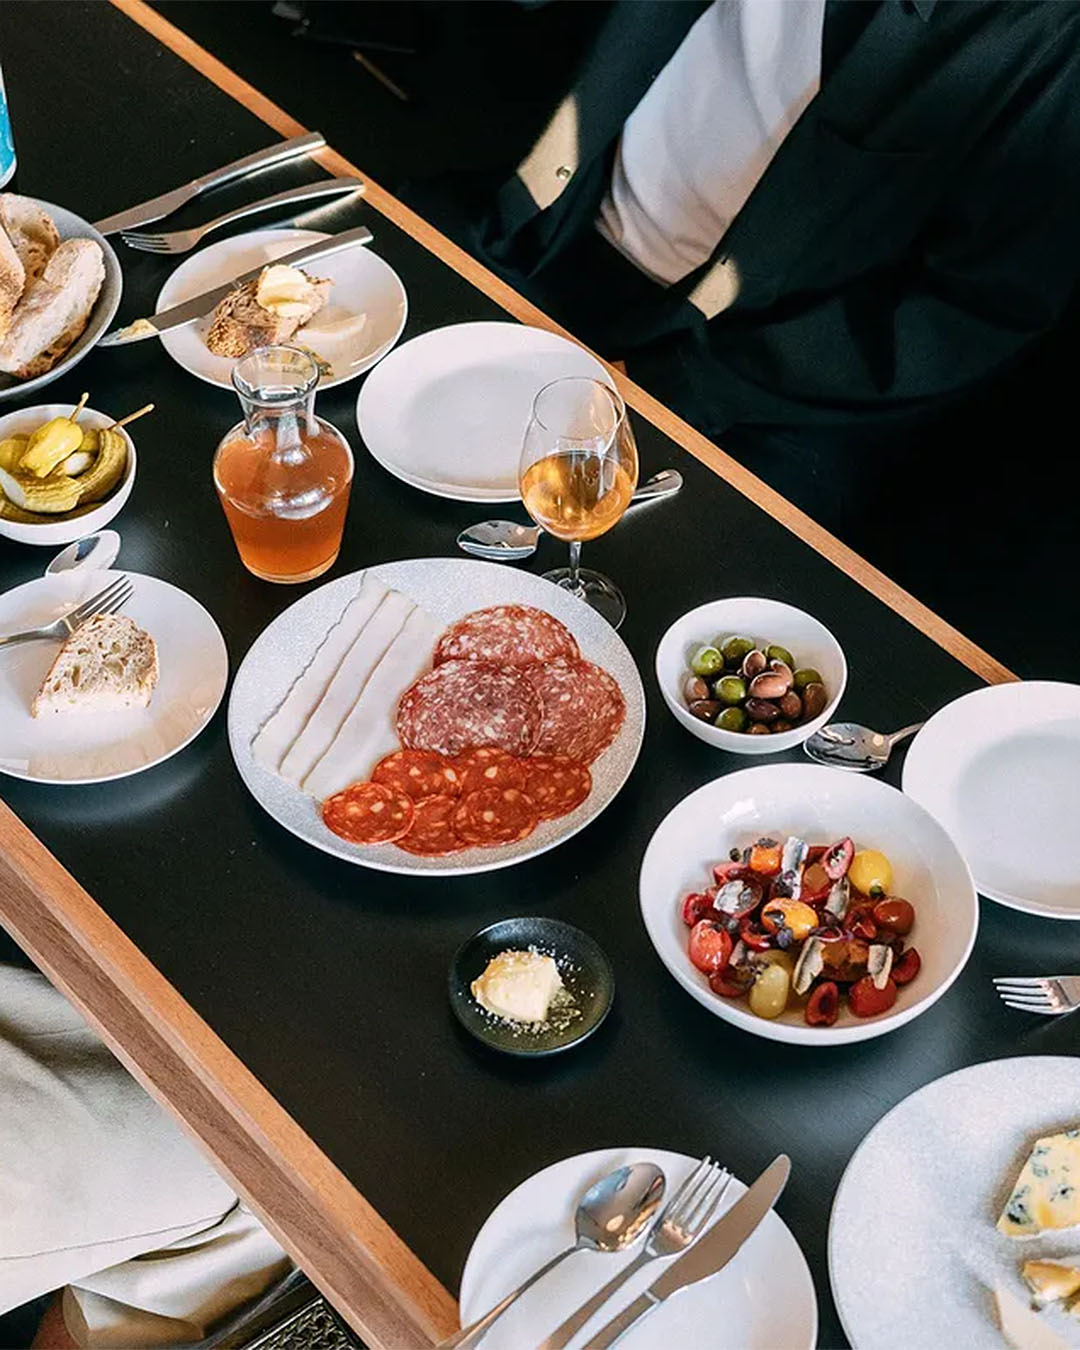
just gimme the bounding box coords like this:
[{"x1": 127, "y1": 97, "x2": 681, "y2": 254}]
[{"x1": 460, "y1": 0, "x2": 1080, "y2": 526}]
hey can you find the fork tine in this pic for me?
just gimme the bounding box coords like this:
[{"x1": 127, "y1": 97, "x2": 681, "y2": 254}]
[
  {"x1": 1003, "y1": 998, "x2": 1062, "y2": 1015},
  {"x1": 666, "y1": 1158, "x2": 716, "y2": 1225},
  {"x1": 993, "y1": 978, "x2": 1047, "y2": 991},
  {"x1": 682, "y1": 1167, "x2": 732, "y2": 1235},
  {"x1": 671, "y1": 1161, "x2": 723, "y2": 1231},
  {"x1": 67, "y1": 576, "x2": 129, "y2": 625},
  {"x1": 92, "y1": 587, "x2": 133, "y2": 620}
]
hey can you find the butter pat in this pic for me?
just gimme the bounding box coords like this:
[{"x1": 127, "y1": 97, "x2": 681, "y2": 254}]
[
  {"x1": 999, "y1": 1129, "x2": 1080, "y2": 1238},
  {"x1": 256, "y1": 264, "x2": 320, "y2": 319},
  {"x1": 472, "y1": 950, "x2": 563, "y2": 1024}
]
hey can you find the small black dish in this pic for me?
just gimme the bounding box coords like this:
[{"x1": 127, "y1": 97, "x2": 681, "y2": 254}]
[{"x1": 449, "y1": 916, "x2": 615, "y2": 1057}]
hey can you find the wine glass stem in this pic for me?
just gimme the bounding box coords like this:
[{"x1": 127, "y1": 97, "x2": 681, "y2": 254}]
[{"x1": 566, "y1": 540, "x2": 586, "y2": 596}]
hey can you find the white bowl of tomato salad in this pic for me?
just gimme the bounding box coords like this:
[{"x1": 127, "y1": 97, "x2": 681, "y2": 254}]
[{"x1": 639, "y1": 763, "x2": 978, "y2": 1045}]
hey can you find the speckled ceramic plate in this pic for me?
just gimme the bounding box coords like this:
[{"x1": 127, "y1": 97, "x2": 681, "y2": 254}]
[
  {"x1": 449, "y1": 917, "x2": 615, "y2": 1056},
  {"x1": 228, "y1": 558, "x2": 645, "y2": 875},
  {"x1": 829, "y1": 1056, "x2": 1080, "y2": 1349}
]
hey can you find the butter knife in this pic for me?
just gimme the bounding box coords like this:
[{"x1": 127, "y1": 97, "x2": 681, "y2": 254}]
[
  {"x1": 581, "y1": 1155, "x2": 790, "y2": 1349},
  {"x1": 93, "y1": 131, "x2": 327, "y2": 236},
  {"x1": 97, "y1": 225, "x2": 374, "y2": 347}
]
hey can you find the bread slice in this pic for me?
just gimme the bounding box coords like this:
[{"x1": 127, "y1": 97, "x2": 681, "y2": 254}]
[
  {"x1": 0, "y1": 238, "x2": 105, "y2": 378},
  {"x1": 32, "y1": 612, "x2": 159, "y2": 717},
  {"x1": 0, "y1": 224, "x2": 25, "y2": 342},
  {"x1": 206, "y1": 266, "x2": 331, "y2": 358},
  {"x1": 0, "y1": 194, "x2": 60, "y2": 285}
]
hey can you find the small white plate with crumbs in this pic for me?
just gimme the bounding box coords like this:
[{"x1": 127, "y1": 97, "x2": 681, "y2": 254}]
[
  {"x1": 829, "y1": 1057, "x2": 1080, "y2": 1349},
  {"x1": 0, "y1": 571, "x2": 227, "y2": 784},
  {"x1": 459, "y1": 1147, "x2": 816, "y2": 1348},
  {"x1": 156, "y1": 228, "x2": 407, "y2": 391}
]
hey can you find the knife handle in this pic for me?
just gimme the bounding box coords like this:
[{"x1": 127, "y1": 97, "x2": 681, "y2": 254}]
[
  {"x1": 191, "y1": 131, "x2": 327, "y2": 193},
  {"x1": 581, "y1": 1292, "x2": 660, "y2": 1350},
  {"x1": 539, "y1": 1248, "x2": 652, "y2": 1350}
]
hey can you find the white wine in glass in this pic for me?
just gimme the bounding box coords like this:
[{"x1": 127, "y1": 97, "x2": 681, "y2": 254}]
[{"x1": 519, "y1": 377, "x2": 639, "y2": 628}]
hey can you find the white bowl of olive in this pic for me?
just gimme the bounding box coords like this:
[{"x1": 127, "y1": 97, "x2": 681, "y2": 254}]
[{"x1": 656, "y1": 597, "x2": 847, "y2": 755}]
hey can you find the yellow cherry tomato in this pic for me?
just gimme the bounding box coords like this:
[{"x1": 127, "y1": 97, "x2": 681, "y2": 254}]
[
  {"x1": 849, "y1": 849, "x2": 894, "y2": 896},
  {"x1": 760, "y1": 898, "x2": 818, "y2": 941},
  {"x1": 748, "y1": 960, "x2": 791, "y2": 1019}
]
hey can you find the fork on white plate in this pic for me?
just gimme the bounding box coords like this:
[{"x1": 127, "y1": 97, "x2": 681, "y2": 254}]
[
  {"x1": 0, "y1": 575, "x2": 132, "y2": 650},
  {"x1": 994, "y1": 975, "x2": 1080, "y2": 1015}
]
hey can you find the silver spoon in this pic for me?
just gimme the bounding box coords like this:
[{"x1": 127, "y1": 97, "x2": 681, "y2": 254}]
[
  {"x1": 441, "y1": 1161, "x2": 665, "y2": 1350},
  {"x1": 457, "y1": 469, "x2": 683, "y2": 561},
  {"x1": 45, "y1": 530, "x2": 121, "y2": 576},
  {"x1": 804, "y1": 720, "x2": 924, "y2": 772}
]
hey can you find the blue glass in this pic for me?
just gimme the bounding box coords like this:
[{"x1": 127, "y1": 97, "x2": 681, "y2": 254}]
[{"x1": 0, "y1": 66, "x2": 15, "y2": 188}]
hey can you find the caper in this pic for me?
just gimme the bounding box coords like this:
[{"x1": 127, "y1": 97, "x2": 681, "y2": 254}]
[
  {"x1": 714, "y1": 674, "x2": 747, "y2": 706},
  {"x1": 745, "y1": 697, "x2": 780, "y2": 723},
  {"x1": 766, "y1": 643, "x2": 795, "y2": 669},
  {"x1": 715, "y1": 705, "x2": 748, "y2": 733},
  {"x1": 793, "y1": 667, "x2": 822, "y2": 692},
  {"x1": 690, "y1": 645, "x2": 723, "y2": 677},
  {"x1": 741, "y1": 649, "x2": 767, "y2": 679},
  {"x1": 684, "y1": 674, "x2": 709, "y2": 704},
  {"x1": 721, "y1": 635, "x2": 755, "y2": 669},
  {"x1": 801, "y1": 681, "x2": 828, "y2": 720},
  {"x1": 688, "y1": 698, "x2": 722, "y2": 722}
]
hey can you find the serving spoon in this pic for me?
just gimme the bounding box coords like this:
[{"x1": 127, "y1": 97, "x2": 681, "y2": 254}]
[
  {"x1": 804, "y1": 720, "x2": 924, "y2": 772},
  {"x1": 441, "y1": 1161, "x2": 666, "y2": 1349},
  {"x1": 457, "y1": 469, "x2": 683, "y2": 561}
]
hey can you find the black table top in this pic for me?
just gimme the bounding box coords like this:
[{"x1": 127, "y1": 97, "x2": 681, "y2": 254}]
[{"x1": 0, "y1": 6, "x2": 1076, "y2": 1348}]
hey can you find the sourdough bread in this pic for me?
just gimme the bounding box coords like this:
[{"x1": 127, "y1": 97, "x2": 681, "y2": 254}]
[
  {"x1": 32, "y1": 612, "x2": 159, "y2": 717},
  {"x1": 0, "y1": 238, "x2": 105, "y2": 378}
]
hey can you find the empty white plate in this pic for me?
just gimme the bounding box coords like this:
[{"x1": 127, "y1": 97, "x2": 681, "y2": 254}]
[
  {"x1": 355, "y1": 321, "x2": 610, "y2": 502},
  {"x1": 903, "y1": 682, "x2": 1080, "y2": 919},
  {"x1": 156, "y1": 227, "x2": 407, "y2": 391},
  {"x1": 0, "y1": 571, "x2": 227, "y2": 784},
  {"x1": 460, "y1": 1147, "x2": 816, "y2": 1349}
]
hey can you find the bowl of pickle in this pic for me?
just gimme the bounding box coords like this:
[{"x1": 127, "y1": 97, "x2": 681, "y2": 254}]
[
  {"x1": 656, "y1": 597, "x2": 847, "y2": 755},
  {"x1": 0, "y1": 396, "x2": 146, "y2": 546}
]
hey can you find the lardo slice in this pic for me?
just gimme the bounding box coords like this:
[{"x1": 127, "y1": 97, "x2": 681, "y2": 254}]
[
  {"x1": 279, "y1": 591, "x2": 414, "y2": 787},
  {"x1": 251, "y1": 577, "x2": 388, "y2": 772},
  {"x1": 303, "y1": 606, "x2": 441, "y2": 800},
  {"x1": 32, "y1": 612, "x2": 158, "y2": 717}
]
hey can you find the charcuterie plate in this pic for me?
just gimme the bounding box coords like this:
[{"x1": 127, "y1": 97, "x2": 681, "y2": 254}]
[{"x1": 228, "y1": 558, "x2": 645, "y2": 875}]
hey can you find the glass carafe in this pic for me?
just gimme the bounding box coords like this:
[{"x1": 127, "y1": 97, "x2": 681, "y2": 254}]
[{"x1": 213, "y1": 346, "x2": 353, "y2": 583}]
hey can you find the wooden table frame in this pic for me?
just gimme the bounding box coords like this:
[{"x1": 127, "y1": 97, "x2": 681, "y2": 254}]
[{"x1": 0, "y1": 3, "x2": 1016, "y2": 1346}]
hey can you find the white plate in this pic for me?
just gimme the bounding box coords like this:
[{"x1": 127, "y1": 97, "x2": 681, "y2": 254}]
[
  {"x1": 355, "y1": 322, "x2": 610, "y2": 502},
  {"x1": 0, "y1": 571, "x2": 227, "y2": 784},
  {"x1": 829, "y1": 1056, "x2": 1080, "y2": 1349},
  {"x1": 227, "y1": 558, "x2": 645, "y2": 875},
  {"x1": 156, "y1": 228, "x2": 407, "y2": 391},
  {"x1": 459, "y1": 1146, "x2": 817, "y2": 1350},
  {"x1": 639, "y1": 764, "x2": 978, "y2": 1045},
  {"x1": 903, "y1": 682, "x2": 1080, "y2": 919}
]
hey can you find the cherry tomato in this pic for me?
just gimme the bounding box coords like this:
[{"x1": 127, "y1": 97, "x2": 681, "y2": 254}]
[
  {"x1": 850, "y1": 911, "x2": 878, "y2": 941},
  {"x1": 872, "y1": 897, "x2": 915, "y2": 935},
  {"x1": 748, "y1": 837, "x2": 783, "y2": 875},
  {"x1": 682, "y1": 891, "x2": 715, "y2": 926},
  {"x1": 713, "y1": 878, "x2": 764, "y2": 920},
  {"x1": 824, "y1": 836, "x2": 854, "y2": 880},
  {"x1": 801, "y1": 862, "x2": 832, "y2": 903},
  {"x1": 760, "y1": 899, "x2": 818, "y2": 941},
  {"x1": 806, "y1": 845, "x2": 827, "y2": 864},
  {"x1": 892, "y1": 947, "x2": 921, "y2": 985},
  {"x1": 805, "y1": 981, "x2": 840, "y2": 1026},
  {"x1": 739, "y1": 916, "x2": 773, "y2": 951},
  {"x1": 848, "y1": 975, "x2": 898, "y2": 1018},
  {"x1": 688, "y1": 919, "x2": 733, "y2": 973},
  {"x1": 708, "y1": 966, "x2": 753, "y2": 999},
  {"x1": 712, "y1": 860, "x2": 751, "y2": 887}
]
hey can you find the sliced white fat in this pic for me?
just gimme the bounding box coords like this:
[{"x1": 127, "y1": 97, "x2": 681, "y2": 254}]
[
  {"x1": 302, "y1": 606, "x2": 442, "y2": 800},
  {"x1": 278, "y1": 591, "x2": 415, "y2": 787},
  {"x1": 996, "y1": 1282, "x2": 1071, "y2": 1350},
  {"x1": 251, "y1": 576, "x2": 389, "y2": 772}
]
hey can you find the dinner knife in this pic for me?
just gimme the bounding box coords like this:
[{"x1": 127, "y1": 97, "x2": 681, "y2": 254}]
[
  {"x1": 97, "y1": 225, "x2": 374, "y2": 347},
  {"x1": 580, "y1": 1155, "x2": 790, "y2": 1350},
  {"x1": 93, "y1": 131, "x2": 327, "y2": 235}
]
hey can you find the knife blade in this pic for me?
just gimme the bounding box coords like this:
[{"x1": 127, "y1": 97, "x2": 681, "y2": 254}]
[
  {"x1": 581, "y1": 1155, "x2": 790, "y2": 1350},
  {"x1": 93, "y1": 132, "x2": 326, "y2": 236},
  {"x1": 97, "y1": 226, "x2": 374, "y2": 347}
]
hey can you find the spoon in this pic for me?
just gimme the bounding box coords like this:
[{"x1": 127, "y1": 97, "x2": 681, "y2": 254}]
[
  {"x1": 804, "y1": 720, "x2": 924, "y2": 772},
  {"x1": 441, "y1": 1161, "x2": 665, "y2": 1349},
  {"x1": 457, "y1": 469, "x2": 683, "y2": 561},
  {"x1": 45, "y1": 530, "x2": 121, "y2": 576}
]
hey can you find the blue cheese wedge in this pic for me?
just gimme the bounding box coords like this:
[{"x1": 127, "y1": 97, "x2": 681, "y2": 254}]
[
  {"x1": 999, "y1": 1130, "x2": 1080, "y2": 1238},
  {"x1": 1022, "y1": 1261, "x2": 1080, "y2": 1308}
]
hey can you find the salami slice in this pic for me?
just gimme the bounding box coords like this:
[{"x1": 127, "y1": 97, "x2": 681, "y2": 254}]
[
  {"x1": 322, "y1": 781, "x2": 414, "y2": 845},
  {"x1": 453, "y1": 786, "x2": 539, "y2": 847},
  {"x1": 524, "y1": 659, "x2": 626, "y2": 764},
  {"x1": 395, "y1": 794, "x2": 464, "y2": 856},
  {"x1": 372, "y1": 749, "x2": 461, "y2": 801},
  {"x1": 522, "y1": 755, "x2": 592, "y2": 820},
  {"x1": 453, "y1": 746, "x2": 528, "y2": 795},
  {"x1": 397, "y1": 660, "x2": 542, "y2": 758},
  {"x1": 434, "y1": 605, "x2": 579, "y2": 668}
]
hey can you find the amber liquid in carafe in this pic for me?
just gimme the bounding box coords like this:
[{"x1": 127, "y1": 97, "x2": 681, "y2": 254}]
[{"x1": 214, "y1": 423, "x2": 352, "y2": 583}]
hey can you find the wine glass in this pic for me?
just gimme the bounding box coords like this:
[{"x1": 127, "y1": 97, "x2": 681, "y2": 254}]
[{"x1": 518, "y1": 377, "x2": 639, "y2": 628}]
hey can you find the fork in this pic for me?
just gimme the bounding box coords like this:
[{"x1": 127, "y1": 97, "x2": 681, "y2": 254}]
[
  {"x1": 994, "y1": 975, "x2": 1080, "y2": 1015},
  {"x1": 537, "y1": 1157, "x2": 732, "y2": 1350},
  {"x1": 0, "y1": 575, "x2": 133, "y2": 650},
  {"x1": 120, "y1": 177, "x2": 365, "y2": 254}
]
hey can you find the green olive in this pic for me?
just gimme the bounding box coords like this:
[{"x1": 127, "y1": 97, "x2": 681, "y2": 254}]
[
  {"x1": 713, "y1": 674, "x2": 747, "y2": 706},
  {"x1": 690, "y1": 645, "x2": 723, "y2": 677},
  {"x1": 766, "y1": 643, "x2": 795, "y2": 669},
  {"x1": 715, "y1": 706, "x2": 748, "y2": 733},
  {"x1": 721, "y1": 635, "x2": 755, "y2": 669},
  {"x1": 793, "y1": 667, "x2": 822, "y2": 692}
]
